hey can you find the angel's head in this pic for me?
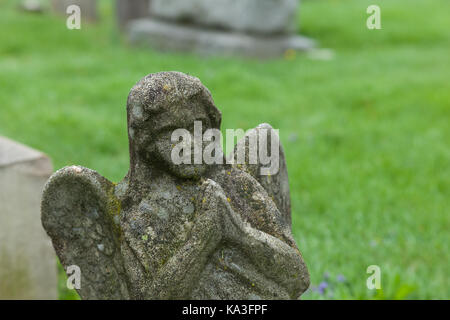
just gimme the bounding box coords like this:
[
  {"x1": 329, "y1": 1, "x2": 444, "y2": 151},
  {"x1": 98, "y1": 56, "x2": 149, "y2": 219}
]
[{"x1": 126, "y1": 72, "x2": 222, "y2": 180}]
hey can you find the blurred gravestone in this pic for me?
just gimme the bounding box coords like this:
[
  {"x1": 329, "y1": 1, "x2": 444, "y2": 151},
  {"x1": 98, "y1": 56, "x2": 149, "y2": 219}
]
[
  {"x1": 19, "y1": 0, "x2": 45, "y2": 13},
  {"x1": 51, "y1": 0, "x2": 98, "y2": 22},
  {"x1": 116, "y1": 0, "x2": 150, "y2": 30},
  {"x1": 124, "y1": 0, "x2": 314, "y2": 58},
  {"x1": 0, "y1": 136, "x2": 57, "y2": 299},
  {"x1": 151, "y1": 0, "x2": 297, "y2": 34}
]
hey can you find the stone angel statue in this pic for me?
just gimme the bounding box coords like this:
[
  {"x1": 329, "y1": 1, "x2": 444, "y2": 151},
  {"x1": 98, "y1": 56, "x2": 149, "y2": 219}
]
[{"x1": 41, "y1": 72, "x2": 309, "y2": 299}]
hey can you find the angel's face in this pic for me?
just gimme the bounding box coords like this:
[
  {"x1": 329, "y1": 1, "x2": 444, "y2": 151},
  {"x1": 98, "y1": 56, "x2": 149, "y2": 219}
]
[{"x1": 133, "y1": 102, "x2": 214, "y2": 180}]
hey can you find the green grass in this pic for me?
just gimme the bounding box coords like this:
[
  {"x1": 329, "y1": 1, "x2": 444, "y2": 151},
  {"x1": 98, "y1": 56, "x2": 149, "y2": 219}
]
[{"x1": 1, "y1": 0, "x2": 449, "y2": 299}]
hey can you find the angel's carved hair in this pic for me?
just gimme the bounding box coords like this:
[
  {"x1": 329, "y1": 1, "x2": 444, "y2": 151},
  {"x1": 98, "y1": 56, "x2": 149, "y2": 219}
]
[{"x1": 126, "y1": 71, "x2": 221, "y2": 132}]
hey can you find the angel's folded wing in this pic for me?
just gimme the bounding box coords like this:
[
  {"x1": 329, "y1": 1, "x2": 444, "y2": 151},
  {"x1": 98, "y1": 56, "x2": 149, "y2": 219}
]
[
  {"x1": 41, "y1": 166, "x2": 129, "y2": 299},
  {"x1": 233, "y1": 123, "x2": 292, "y2": 226}
]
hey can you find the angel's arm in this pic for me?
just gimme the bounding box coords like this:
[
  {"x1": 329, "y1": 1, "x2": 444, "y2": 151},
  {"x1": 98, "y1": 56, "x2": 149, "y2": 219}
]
[
  {"x1": 213, "y1": 180, "x2": 310, "y2": 299},
  {"x1": 150, "y1": 179, "x2": 308, "y2": 299},
  {"x1": 148, "y1": 180, "x2": 224, "y2": 299}
]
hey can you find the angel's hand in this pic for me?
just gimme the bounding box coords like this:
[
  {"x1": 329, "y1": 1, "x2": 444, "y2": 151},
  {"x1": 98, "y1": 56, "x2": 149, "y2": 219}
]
[
  {"x1": 197, "y1": 179, "x2": 247, "y2": 243},
  {"x1": 195, "y1": 179, "x2": 226, "y2": 240}
]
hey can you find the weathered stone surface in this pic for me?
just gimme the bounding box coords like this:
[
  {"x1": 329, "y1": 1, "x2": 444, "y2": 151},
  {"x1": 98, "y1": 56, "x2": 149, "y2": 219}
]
[
  {"x1": 51, "y1": 0, "x2": 98, "y2": 21},
  {"x1": 116, "y1": 0, "x2": 150, "y2": 30},
  {"x1": 0, "y1": 136, "x2": 57, "y2": 299},
  {"x1": 233, "y1": 124, "x2": 292, "y2": 226},
  {"x1": 41, "y1": 71, "x2": 309, "y2": 299},
  {"x1": 128, "y1": 18, "x2": 314, "y2": 58},
  {"x1": 150, "y1": 0, "x2": 299, "y2": 35}
]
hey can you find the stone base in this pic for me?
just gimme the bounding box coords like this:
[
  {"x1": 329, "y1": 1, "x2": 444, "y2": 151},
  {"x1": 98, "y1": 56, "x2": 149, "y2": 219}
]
[{"x1": 128, "y1": 18, "x2": 315, "y2": 58}]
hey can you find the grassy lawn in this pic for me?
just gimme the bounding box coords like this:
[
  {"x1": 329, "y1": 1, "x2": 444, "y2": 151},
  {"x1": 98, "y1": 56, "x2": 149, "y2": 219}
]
[{"x1": 1, "y1": 0, "x2": 449, "y2": 299}]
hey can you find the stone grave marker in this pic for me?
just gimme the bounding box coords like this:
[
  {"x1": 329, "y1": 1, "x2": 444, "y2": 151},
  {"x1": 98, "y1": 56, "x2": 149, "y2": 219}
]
[
  {"x1": 116, "y1": 0, "x2": 150, "y2": 30},
  {"x1": 122, "y1": 0, "x2": 314, "y2": 58},
  {"x1": 0, "y1": 136, "x2": 57, "y2": 299}
]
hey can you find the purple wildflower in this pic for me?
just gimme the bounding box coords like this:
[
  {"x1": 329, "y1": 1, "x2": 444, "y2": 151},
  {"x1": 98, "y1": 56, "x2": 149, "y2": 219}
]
[
  {"x1": 318, "y1": 281, "x2": 328, "y2": 295},
  {"x1": 337, "y1": 274, "x2": 346, "y2": 283}
]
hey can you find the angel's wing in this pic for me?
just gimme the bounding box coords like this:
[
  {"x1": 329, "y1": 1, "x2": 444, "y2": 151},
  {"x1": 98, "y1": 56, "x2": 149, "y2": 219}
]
[
  {"x1": 41, "y1": 166, "x2": 129, "y2": 299},
  {"x1": 233, "y1": 123, "x2": 292, "y2": 226}
]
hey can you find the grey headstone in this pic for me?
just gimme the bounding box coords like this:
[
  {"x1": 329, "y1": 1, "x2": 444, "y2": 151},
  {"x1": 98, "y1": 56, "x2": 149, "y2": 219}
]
[
  {"x1": 128, "y1": 18, "x2": 314, "y2": 58},
  {"x1": 51, "y1": 0, "x2": 98, "y2": 22},
  {"x1": 0, "y1": 136, "x2": 57, "y2": 299},
  {"x1": 121, "y1": 0, "x2": 313, "y2": 57},
  {"x1": 19, "y1": 0, "x2": 45, "y2": 13},
  {"x1": 150, "y1": 0, "x2": 299, "y2": 35},
  {"x1": 41, "y1": 72, "x2": 310, "y2": 299},
  {"x1": 116, "y1": 0, "x2": 150, "y2": 30}
]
